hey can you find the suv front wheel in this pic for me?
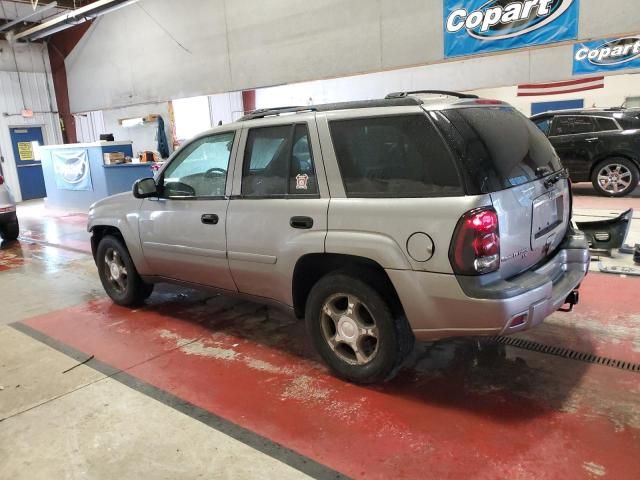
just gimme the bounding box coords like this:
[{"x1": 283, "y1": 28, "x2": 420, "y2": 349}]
[
  {"x1": 305, "y1": 272, "x2": 414, "y2": 384},
  {"x1": 591, "y1": 158, "x2": 639, "y2": 197},
  {"x1": 97, "y1": 235, "x2": 154, "y2": 306}
]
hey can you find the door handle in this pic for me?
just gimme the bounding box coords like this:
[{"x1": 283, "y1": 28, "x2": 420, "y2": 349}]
[
  {"x1": 201, "y1": 214, "x2": 219, "y2": 225},
  {"x1": 290, "y1": 216, "x2": 313, "y2": 229},
  {"x1": 585, "y1": 138, "x2": 599, "y2": 142}
]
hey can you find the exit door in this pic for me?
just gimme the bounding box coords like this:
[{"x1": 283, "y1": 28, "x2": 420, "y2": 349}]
[{"x1": 10, "y1": 126, "x2": 46, "y2": 200}]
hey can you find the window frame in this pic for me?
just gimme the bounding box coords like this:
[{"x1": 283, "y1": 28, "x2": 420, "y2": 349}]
[
  {"x1": 157, "y1": 131, "x2": 237, "y2": 201},
  {"x1": 328, "y1": 112, "x2": 465, "y2": 199},
  {"x1": 236, "y1": 122, "x2": 320, "y2": 200}
]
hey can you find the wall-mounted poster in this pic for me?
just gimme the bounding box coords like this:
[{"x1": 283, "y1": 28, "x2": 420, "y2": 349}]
[
  {"x1": 52, "y1": 148, "x2": 93, "y2": 191},
  {"x1": 444, "y1": 0, "x2": 580, "y2": 58},
  {"x1": 573, "y1": 36, "x2": 640, "y2": 75}
]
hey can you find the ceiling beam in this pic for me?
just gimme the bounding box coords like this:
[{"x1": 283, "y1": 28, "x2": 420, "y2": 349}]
[
  {"x1": 13, "y1": 0, "x2": 138, "y2": 41},
  {"x1": 0, "y1": 1, "x2": 57, "y2": 33}
]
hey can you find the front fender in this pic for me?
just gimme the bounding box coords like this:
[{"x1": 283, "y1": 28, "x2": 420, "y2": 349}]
[{"x1": 88, "y1": 196, "x2": 150, "y2": 274}]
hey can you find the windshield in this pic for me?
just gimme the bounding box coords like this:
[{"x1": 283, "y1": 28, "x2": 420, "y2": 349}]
[{"x1": 441, "y1": 107, "x2": 563, "y2": 193}]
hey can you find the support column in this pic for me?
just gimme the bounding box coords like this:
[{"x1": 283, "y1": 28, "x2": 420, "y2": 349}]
[
  {"x1": 242, "y1": 90, "x2": 256, "y2": 113},
  {"x1": 47, "y1": 22, "x2": 93, "y2": 144}
]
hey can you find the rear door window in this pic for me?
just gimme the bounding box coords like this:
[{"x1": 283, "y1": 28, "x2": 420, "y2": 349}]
[
  {"x1": 242, "y1": 124, "x2": 318, "y2": 197},
  {"x1": 593, "y1": 117, "x2": 619, "y2": 132},
  {"x1": 328, "y1": 115, "x2": 462, "y2": 197},
  {"x1": 440, "y1": 107, "x2": 562, "y2": 192},
  {"x1": 550, "y1": 116, "x2": 595, "y2": 136}
]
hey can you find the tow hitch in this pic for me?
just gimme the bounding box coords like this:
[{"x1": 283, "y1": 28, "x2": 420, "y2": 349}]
[{"x1": 559, "y1": 290, "x2": 580, "y2": 313}]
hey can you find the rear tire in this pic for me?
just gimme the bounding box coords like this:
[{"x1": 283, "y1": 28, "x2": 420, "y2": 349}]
[
  {"x1": 591, "y1": 158, "x2": 639, "y2": 197},
  {"x1": 0, "y1": 220, "x2": 19, "y2": 241},
  {"x1": 96, "y1": 235, "x2": 154, "y2": 306},
  {"x1": 305, "y1": 272, "x2": 414, "y2": 384}
]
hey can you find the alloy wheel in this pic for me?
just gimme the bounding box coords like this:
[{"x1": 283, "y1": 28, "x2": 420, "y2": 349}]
[
  {"x1": 104, "y1": 247, "x2": 128, "y2": 294},
  {"x1": 597, "y1": 164, "x2": 633, "y2": 194},
  {"x1": 320, "y1": 293, "x2": 379, "y2": 365}
]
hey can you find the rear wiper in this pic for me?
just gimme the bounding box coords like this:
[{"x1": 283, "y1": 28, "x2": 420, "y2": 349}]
[
  {"x1": 536, "y1": 166, "x2": 552, "y2": 177},
  {"x1": 544, "y1": 168, "x2": 569, "y2": 188}
]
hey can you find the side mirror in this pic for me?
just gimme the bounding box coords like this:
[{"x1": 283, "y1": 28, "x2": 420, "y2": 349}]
[{"x1": 133, "y1": 177, "x2": 158, "y2": 199}]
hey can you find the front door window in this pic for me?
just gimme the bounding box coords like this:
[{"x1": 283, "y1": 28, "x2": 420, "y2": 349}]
[{"x1": 161, "y1": 132, "x2": 235, "y2": 198}]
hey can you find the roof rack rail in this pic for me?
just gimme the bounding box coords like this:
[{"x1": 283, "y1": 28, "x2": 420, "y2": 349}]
[
  {"x1": 239, "y1": 106, "x2": 317, "y2": 121},
  {"x1": 385, "y1": 90, "x2": 479, "y2": 100}
]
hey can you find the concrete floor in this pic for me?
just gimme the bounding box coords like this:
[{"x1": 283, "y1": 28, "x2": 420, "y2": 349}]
[{"x1": 1, "y1": 186, "x2": 639, "y2": 479}]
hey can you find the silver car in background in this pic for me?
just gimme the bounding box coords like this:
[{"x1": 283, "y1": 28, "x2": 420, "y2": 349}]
[{"x1": 0, "y1": 173, "x2": 19, "y2": 242}]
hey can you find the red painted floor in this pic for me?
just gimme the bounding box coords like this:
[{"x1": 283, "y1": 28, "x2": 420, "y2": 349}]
[
  {"x1": 5, "y1": 196, "x2": 640, "y2": 478},
  {"x1": 21, "y1": 273, "x2": 640, "y2": 480}
]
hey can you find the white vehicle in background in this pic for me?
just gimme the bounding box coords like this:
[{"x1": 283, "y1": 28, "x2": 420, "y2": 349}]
[{"x1": 0, "y1": 173, "x2": 19, "y2": 241}]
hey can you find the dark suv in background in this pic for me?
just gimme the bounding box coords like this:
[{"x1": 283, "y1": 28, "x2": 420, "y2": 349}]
[{"x1": 531, "y1": 108, "x2": 640, "y2": 197}]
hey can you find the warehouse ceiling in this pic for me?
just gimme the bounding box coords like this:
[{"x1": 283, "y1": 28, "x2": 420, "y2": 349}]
[{"x1": 0, "y1": 0, "x2": 137, "y2": 41}]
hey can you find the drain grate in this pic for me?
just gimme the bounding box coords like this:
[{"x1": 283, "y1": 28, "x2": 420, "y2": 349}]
[{"x1": 488, "y1": 336, "x2": 640, "y2": 373}]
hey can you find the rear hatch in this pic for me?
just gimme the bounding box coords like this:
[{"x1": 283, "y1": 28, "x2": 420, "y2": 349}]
[{"x1": 437, "y1": 106, "x2": 570, "y2": 279}]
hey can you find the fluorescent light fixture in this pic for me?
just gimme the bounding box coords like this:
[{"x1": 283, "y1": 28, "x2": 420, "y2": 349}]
[{"x1": 121, "y1": 117, "x2": 144, "y2": 128}]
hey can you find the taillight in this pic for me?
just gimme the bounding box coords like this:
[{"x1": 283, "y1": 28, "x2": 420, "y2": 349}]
[
  {"x1": 0, "y1": 175, "x2": 4, "y2": 185},
  {"x1": 449, "y1": 208, "x2": 500, "y2": 275}
]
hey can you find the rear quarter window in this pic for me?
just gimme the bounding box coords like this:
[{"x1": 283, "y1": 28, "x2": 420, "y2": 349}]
[
  {"x1": 328, "y1": 114, "x2": 463, "y2": 198},
  {"x1": 594, "y1": 117, "x2": 620, "y2": 132}
]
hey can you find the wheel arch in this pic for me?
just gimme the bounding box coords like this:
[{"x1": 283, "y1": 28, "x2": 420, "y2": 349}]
[
  {"x1": 90, "y1": 225, "x2": 125, "y2": 261},
  {"x1": 291, "y1": 253, "x2": 404, "y2": 319}
]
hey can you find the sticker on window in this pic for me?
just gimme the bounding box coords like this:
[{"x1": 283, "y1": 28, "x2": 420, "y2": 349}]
[{"x1": 295, "y1": 174, "x2": 309, "y2": 190}]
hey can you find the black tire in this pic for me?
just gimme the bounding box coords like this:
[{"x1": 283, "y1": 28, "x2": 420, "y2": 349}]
[
  {"x1": 305, "y1": 272, "x2": 414, "y2": 384},
  {"x1": 96, "y1": 235, "x2": 154, "y2": 306},
  {"x1": 0, "y1": 220, "x2": 19, "y2": 241},
  {"x1": 591, "y1": 157, "x2": 639, "y2": 197}
]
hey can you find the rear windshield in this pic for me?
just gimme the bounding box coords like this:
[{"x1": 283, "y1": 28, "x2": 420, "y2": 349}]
[
  {"x1": 440, "y1": 107, "x2": 562, "y2": 193},
  {"x1": 329, "y1": 114, "x2": 463, "y2": 197}
]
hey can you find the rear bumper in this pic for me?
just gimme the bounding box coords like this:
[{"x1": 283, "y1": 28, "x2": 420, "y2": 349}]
[{"x1": 387, "y1": 232, "x2": 590, "y2": 342}]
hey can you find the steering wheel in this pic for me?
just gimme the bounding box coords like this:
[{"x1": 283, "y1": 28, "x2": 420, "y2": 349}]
[{"x1": 204, "y1": 168, "x2": 227, "y2": 178}]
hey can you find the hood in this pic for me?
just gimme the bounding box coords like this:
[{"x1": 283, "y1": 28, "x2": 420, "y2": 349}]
[
  {"x1": 89, "y1": 192, "x2": 133, "y2": 212},
  {"x1": 88, "y1": 192, "x2": 142, "y2": 232}
]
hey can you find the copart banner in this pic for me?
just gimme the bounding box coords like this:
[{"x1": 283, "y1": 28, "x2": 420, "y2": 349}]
[
  {"x1": 573, "y1": 36, "x2": 640, "y2": 75},
  {"x1": 444, "y1": 0, "x2": 580, "y2": 58}
]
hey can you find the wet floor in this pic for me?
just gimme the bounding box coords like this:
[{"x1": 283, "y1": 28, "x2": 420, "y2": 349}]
[{"x1": 1, "y1": 198, "x2": 639, "y2": 479}]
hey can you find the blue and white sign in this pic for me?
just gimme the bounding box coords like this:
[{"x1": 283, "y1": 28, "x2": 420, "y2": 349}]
[
  {"x1": 52, "y1": 148, "x2": 93, "y2": 191},
  {"x1": 573, "y1": 37, "x2": 640, "y2": 75},
  {"x1": 444, "y1": 0, "x2": 580, "y2": 58}
]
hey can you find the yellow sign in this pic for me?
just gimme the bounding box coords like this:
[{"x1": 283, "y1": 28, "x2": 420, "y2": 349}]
[{"x1": 17, "y1": 142, "x2": 34, "y2": 161}]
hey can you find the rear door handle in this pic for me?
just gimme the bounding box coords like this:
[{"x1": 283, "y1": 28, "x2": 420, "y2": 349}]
[
  {"x1": 201, "y1": 214, "x2": 219, "y2": 225},
  {"x1": 290, "y1": 216, "x2": 313, "y2": 229},
  {"x1": 585, "y1": 137, "x2": 599, "y2": 142}
]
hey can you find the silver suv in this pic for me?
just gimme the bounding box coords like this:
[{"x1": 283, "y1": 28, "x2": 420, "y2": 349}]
[
  {"x1": 88, "y1": 91, "x2": 590, "y2": 383},
  {"x1": 0, "y1": 173, "x2": 19, "y2": 242}
]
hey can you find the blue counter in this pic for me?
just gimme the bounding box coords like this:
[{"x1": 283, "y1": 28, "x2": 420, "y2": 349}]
[{"x1": 40, "y1": 142, "x2": 154, "y2": 212}]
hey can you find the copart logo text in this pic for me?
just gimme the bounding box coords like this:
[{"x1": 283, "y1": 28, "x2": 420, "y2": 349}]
[
  {"x1": 575, "y1": 37, "x2": 640, "y2": 66},
  {"x1": 446, "y1": 0, "x2": 575, "y2": 41},
  {"x1": 55, "y1": 157, "x2": 89, "y2": 184}
]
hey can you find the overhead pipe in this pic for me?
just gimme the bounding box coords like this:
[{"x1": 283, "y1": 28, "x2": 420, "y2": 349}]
[{"x1": 13, "y1": 0, "x2": 139, "y2": 41}]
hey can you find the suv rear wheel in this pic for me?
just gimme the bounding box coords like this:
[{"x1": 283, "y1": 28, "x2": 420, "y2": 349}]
[
  {"x1": 305, "y1": 272, "x2": 414, "y2": 384},
  {"x1": 0, "y1": 220, "x2": 19, "y2": 241},
  {"x1": 97, "y1": 235, "x2": 154, "y2": 306},
  {"x1": 591, "y1": 158, "x2": 639, "y2": 197}
]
